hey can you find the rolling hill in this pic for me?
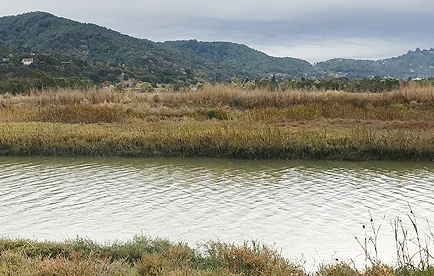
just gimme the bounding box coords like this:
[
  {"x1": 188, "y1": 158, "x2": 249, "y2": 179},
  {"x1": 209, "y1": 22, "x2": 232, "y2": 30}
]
[
  {"x1": 0, "y1": 12, "x2": 319, "y2": 84},
  {"x1": 315, "y1": 48, "x2": 434, "y2": 79},
  {"x1": 164, "y1": 40, "x2": 316, "y2": 79},
  {"x1": 1, "y1": 11, "x2": 434, "y2": 85}
]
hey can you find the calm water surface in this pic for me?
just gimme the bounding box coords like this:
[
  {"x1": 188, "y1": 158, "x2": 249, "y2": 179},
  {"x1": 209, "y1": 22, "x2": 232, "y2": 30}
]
[{"x1": 0, "y1": 156, "x2": 433, "y2": 268}]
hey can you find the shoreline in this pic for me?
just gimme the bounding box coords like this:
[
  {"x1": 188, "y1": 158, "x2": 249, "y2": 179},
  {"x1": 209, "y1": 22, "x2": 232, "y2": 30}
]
[{"x1": 0, "y1": 235, "x2": 431, "y2": 275}]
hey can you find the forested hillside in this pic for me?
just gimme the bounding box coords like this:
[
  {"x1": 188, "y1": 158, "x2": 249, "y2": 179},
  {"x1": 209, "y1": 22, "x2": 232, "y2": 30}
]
[
  {"x1": 164, "y1": 40, "x2": 318, "y2": 79},
  {"x1": 1, "y1": 11, "x2": 434, "y2": 90},
  {"x1": 0, "y1": 12, "x2": 319, "y2": 85},
  {"x1": 316, "y1": 48, "x2": 434, "y2": 79},
  {"x1": 0, "y1": 12, "x2": 204, "y2": 84}
]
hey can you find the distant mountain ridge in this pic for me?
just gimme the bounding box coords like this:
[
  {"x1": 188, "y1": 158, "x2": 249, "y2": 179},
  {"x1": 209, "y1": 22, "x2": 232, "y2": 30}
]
[
  {"x1": 316, "y1": 48, "x2": 434, "y2": 79},
  {"x1": 1, "y1": 11, "x2": 434, "y2": 84}
]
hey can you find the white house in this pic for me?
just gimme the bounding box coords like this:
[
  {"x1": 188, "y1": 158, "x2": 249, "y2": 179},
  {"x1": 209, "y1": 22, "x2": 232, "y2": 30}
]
[{"x1": 21, "y1": 58, "x2": 34, "y2": 66}]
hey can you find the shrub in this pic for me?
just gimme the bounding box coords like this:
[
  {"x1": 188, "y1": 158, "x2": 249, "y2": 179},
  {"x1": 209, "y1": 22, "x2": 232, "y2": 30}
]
[{"x1": 208, "y1": 109, "x2": 228, "y2": 120}]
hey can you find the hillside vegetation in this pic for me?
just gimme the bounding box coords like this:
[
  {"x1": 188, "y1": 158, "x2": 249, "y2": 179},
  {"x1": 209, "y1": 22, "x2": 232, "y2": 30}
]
[
  {"x1": 316, "y1": 48, "x2": 434, "y2": 79},
  {"x1": 164, "y1": 40, "x2": 317, "y2": 79},
  {"x1": 0, "y1": 40, "x2": 193, "y2": 92},
  {"x1": 0, "y1": 12, "x2": 202, "y2": 84},
  {"x1": 0, "y1": 12, "x2": 320, "y2": 85},
  {"x1": 4, "y1": 11, "x2": 434, "y2": 87}
]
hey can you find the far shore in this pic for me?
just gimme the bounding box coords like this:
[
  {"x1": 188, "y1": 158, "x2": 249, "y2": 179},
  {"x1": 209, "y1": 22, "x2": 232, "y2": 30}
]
[{"x1": 0, "y1": 83, "x2": 433, "y2": 161}]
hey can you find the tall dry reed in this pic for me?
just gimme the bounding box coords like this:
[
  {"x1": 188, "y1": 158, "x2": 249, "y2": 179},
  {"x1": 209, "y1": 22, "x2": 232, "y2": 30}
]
[
  {"x1": 1, "y1": 83, "x2": 433, "y2": 109},
  {"x1": 0, "y1": 84, "x2": 433, "y2": 160}
]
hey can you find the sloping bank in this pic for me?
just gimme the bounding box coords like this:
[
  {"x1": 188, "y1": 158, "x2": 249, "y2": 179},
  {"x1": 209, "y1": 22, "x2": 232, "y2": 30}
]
[{"x1": 0, "y1": 121, "x2": 433, "y2": 161}]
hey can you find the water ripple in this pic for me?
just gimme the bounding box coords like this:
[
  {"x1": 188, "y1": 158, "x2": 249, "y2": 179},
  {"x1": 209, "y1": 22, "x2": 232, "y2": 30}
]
[{"x1": 0, "y1": 157, "x2": 433, "y2": 266}]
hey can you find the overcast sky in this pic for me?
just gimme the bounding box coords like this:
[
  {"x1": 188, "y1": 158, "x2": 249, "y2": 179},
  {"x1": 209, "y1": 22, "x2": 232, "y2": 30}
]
[{"x1": 1, "y1": 0, "x2": 434, "y2": 63}]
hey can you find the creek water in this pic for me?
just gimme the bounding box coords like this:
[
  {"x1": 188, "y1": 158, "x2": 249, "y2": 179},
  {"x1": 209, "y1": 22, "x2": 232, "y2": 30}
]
[{"x1": 1, "y1": 156, "x2": 433, "y2": 269}]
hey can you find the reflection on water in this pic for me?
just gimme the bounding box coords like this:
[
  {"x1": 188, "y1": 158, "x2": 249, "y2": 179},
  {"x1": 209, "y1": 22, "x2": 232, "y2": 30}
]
[{"x1": 0, "y1": 156, "x2": 433, "y2": 267}]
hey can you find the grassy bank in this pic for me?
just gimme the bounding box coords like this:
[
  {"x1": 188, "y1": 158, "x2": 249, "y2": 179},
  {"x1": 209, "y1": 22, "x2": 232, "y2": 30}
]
[
  {"x1": 0, "y1": 237, "x2": 306, "y2": 276},
  {"x1": 1, "y1": 212, "x2": 433, "y2": 275},
  {"x1": 0, "y1": 235, "x2": 432, "y2": 276},
  {"x1": 0, "y1": 83, "x2": 433, "y2": 160}
]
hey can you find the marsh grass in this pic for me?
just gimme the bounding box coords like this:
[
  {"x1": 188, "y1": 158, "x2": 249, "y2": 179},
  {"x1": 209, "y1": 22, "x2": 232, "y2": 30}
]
[
  {"x1": 0, "y1": 238, "x2": 305, "y2": 276},
  {"x1": 0, "y1": 120, "x2": 432, "y2": 160},
  {"x1": 4, "y1": 209, "x2": 434, "y2": 275},
  {"x1": 1, "y1": 221, "x2": 434, "y2": 276},
  {"x1": 392, "y1": 207, "x2": 434, "y2": 276},
  {"x1": 0, "y1": 250, "x2": 134, "y2": 276},
  {"x1": 1, "y1": 83, "x2": 433, "y2": 109},
  {"x1": 0, "y1": 83, "x2": 433, "y2": 160},
  {"x1": 349, "y1": 209, "x2": 434, "y2": 276},
  {"x1": 1, "y1": 84, "x2": 434, "y2": 124}
]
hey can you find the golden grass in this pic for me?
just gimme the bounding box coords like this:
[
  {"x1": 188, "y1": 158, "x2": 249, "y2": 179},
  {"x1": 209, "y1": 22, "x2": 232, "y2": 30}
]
[
  {"x1": 0, "y1": 120, "x2": 432, "y2": 160},
  {"x1": 0, "y1": 83, "x2": 433, "y2": 160},
  {"x1": 0, "y1": 82, "x2": 433, "y2": 108}
]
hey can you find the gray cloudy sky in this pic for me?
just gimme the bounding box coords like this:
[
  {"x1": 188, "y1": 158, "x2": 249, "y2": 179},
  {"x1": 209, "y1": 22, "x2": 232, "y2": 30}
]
[{"x1": 1, "y1": 0, "x2": 434, "y2": 62}]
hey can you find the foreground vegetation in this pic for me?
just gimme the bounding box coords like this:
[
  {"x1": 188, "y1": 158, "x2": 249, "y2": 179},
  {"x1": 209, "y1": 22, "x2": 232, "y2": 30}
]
[
  {"x1": 0, "y1": 82, "x2": 433, "y2": 160},
  {"x1": 1, "y1": 221, "x2": 433, "y2": 276},
  {"x1": 0, "y1": 237, "x2": 327, "y2": 275},
  {"x1": 2, "y1": 212, "x2": 433, "y2": 275},
  {"x1": 0, "y1": 240, "x2": 430, "y2": 276}
]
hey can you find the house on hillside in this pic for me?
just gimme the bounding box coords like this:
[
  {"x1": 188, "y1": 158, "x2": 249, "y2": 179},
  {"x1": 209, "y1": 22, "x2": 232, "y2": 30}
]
[
  {"x1": 61, "y1": 61, "x2": 72, "y2": 67},
  {"x1": 21, "y1": 58, "x2": 34, "y2": 66},
  {"x1": 0, "y1": 58, "x2": 10, "y2": 62}
]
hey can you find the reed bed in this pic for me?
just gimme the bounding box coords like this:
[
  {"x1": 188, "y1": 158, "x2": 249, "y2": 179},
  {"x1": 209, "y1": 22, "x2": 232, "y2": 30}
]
[
  {"x1": 0, "y1": 121, "x2": 432, "y2": 160},
  {"x1": 0, "y1": 83, "x2": 433, "y2": 160},
  {"x1": 1, "y1": 103, "x2": 434, "y2": 124},
  {"x1": 1, "y1": 82, "x2": 434, "y2": 108}
]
